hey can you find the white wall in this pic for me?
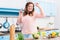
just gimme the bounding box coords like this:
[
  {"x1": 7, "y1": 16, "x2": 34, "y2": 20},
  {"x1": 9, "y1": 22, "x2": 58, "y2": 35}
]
[
  {"x1": 0, "y1": 17, "x2": 54, "y2": 31},
  {"x1": 28, "y1": 0, "x2": 56, "y2": 3},
  {"x1": 0, "y1": 0, "x2": 55, "y2": 31},
  {"x1": 0, "y1": 0, "x2": 27, "y2": 9},
  {"x1": 55, "y1": 0, "x2": 60, "y2": 29}
]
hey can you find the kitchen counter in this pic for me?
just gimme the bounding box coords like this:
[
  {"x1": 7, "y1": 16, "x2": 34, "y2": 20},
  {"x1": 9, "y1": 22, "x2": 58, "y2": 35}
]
[
  {"x1": 0, "y1": 31, "x2": 60, "y2": 40},
  {"x1": 0, "y1": 30, "x2": 21, "y2": 40},
  {"x1": 24, "y1": 37, "x2": 60, "y2": 40},
  {"x1": 0, "y1": 27, "x2": 60, "y2": 40},
  {"x1": 0, "y1": 30, "x2": 21, "y2": 36},
  {"x1": 38, "y1": 27, "x2": 59, "y2": 31}
]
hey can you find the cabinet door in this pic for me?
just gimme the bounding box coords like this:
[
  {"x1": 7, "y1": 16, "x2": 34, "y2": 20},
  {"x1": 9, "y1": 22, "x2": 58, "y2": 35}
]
[
  {"x1": 0, "y1": 36, "x2": 3, "y2": 40},
  {"x1": 0, "y1": 35, "x2": 10, "y2": 40},
  {"x1": 0, "y1": 36, "x2": 5, "y2": 40}
]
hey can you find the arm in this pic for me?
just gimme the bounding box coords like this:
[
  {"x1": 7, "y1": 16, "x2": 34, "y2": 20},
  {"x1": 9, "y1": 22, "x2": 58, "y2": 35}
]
[
  {"x1": 35, "y1": 3, "x2": 45, "y2": 18},
  {"x1": 16, "y1": 11, "x2": 23, "y2": 24}
]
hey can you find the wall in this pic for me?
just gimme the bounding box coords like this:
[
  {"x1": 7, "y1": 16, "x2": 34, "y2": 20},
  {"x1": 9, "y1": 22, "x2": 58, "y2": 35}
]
[
  {"x1": 28, "y1": 0, "x2": 56, "y2": 16},
  {"x1": 0, "y1": 0, "x2": 55, "y2": 31},
  {"x1": 0, "y1": 0, "x2": 27, "y2": 9},
  {"x1": 54, "y1": 0, "x2": 60, "y2": 29},
  {"x1": 0, "y1": 17, "x2": 54, "y2": 31},
  {"x1": 28, "y1": 0, "x2": 56, "y2": 3}
]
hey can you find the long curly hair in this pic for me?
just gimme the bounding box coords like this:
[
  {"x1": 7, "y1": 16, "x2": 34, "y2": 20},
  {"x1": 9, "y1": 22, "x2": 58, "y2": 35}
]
[{"x1": 23, "y1": 2, "x2": 34, "y2": 16}]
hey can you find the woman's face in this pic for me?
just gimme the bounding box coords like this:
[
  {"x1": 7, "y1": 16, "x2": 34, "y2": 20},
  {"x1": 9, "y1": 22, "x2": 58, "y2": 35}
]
[{"x1": 27, "y1": 4, "x2": 33, "y2": 12}]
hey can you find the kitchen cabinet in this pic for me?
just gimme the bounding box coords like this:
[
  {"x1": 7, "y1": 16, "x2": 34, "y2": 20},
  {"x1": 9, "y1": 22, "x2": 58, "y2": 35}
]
[
  {"x1": 0, "y1": 34, "x2": 18, "y2": 40},
  {"x1": 0, "y1": 35, "x2": 10, "y2": 40},
  {"x1": 0, "y1": 8, "x2": 19, "y2": 16},
  {"x1": 0, "y1": 0, "x2": 27, "y2": 16}
]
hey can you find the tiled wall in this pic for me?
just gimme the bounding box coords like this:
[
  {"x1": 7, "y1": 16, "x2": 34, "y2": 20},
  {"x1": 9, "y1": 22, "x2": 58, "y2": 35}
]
[
  {"x1": 0, "y1": 16, "x2": 55, "y2": 31},
  {"x1": 0, "y1": 17, "x2": 17, "y2": 31}
]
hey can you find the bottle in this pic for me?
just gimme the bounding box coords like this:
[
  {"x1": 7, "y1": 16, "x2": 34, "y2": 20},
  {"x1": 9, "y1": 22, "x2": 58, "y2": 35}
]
[
  {"x1": 10, "y1": 24, "x2": 15, "y2": 40},
  {"x1": 3, "y1": 17, "x2": 10, "y2": 29},
  {"x1": 16, "y1": 23, "x2": 23, "y2": 32}
]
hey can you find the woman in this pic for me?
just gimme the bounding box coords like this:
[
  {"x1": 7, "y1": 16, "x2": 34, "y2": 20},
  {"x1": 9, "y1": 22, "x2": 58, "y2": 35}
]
[{"x1": 17, "y1": 2, "x2": 45, "y2": 38}]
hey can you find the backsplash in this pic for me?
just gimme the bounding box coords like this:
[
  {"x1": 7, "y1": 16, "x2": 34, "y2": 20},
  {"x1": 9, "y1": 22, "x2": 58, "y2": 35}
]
[{"x1": 0, "y1": 16, "x2": 54, "y2": 31}]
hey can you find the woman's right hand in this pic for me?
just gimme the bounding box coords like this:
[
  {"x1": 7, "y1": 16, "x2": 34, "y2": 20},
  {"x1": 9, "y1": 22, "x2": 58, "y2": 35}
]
[
  {"x1": 17, "y1": 10, "x2": 23, "y2": 24},
  {"x1": 19, "y1": 10, "x2": 23, "y2": 16}
]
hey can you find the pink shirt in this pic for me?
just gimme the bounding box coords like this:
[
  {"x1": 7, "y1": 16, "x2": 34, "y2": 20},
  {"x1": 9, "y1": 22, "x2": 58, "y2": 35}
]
[
  {"x1": 17, "y1": 12, "x2": 43, "y2": 34},
  {"x1": 22, "y1": 14, "x2": 37, "y2": 34}
]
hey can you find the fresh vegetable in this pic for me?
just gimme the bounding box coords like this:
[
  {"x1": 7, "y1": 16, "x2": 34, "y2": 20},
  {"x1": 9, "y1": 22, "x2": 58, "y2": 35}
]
[
  {"x1": 32, "y1": 32, "x2": 40, "y2": 39},
  {"x1": 17, "y1": 32, "x2": 24, "y2": 40}
]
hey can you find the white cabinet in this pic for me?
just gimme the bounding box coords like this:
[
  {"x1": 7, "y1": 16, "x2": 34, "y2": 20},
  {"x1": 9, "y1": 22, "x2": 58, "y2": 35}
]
[{"x1": 0, "y1": 35, "x2": 10, "y2": 40}]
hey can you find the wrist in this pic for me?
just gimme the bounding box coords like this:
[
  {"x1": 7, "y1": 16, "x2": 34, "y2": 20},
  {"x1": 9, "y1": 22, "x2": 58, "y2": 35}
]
[{"x1": 38, "y1": 6, "x2": 42, "y2": 9}]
